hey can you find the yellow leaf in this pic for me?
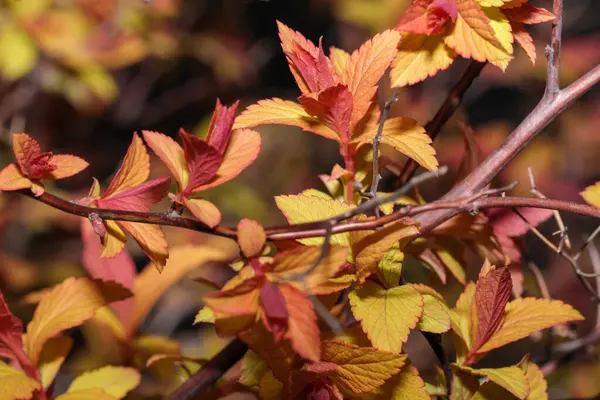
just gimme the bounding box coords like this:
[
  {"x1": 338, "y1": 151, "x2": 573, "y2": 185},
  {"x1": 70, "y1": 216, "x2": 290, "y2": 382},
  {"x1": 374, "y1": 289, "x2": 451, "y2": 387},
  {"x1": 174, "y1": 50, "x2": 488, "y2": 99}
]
[
  {"x1": 450, "y1": 282, "x2": 476, "y2": 348},
  {"x1": 192, "y1": 129, "x2": 262, "y2": 192},
  {"x1": 0, "y1": 24, "x2": 37, "y2": 80},
  {"x1": 79, "y1": 66, "x2": 118, "y2": 103},
  {"x1": 377, "y1": 247, "x2": 403, "y2": 289},
  {"x1": 477, "y1": 0, "x2": 512, "y2": 6},
  {"x1": 521, "y1": 358, "x2": 547, "y2": 400},
  {"x1": 239, "y1": 350, "x2": 269, "y2": 387},
  {"x1": 142, "y1": 130, "x2": 189, "y2": 190},
  {"x1": 24, "y1": 277, "x2": 131, "y2": 364},
  {"x1": 66, "y1": 366, "x2": 140, "y2": 398},
  {"x1": 0, "y1": 361, "x2": 40, "y2": 400},
  {"x1": 329, "y1": 46, "x2": 350, "y2": 78},
  {"x1": 233, "y1": 98, "x2": 339, "y2": 142},
  {"x1": 376, "y1": 364, "x2": 429, "y2": 400},
  {"x1": 581, "y1": 181, "x2": 600, "y2": 208},
  {"x1": 104, "y1": 133, "x2": 150, "y2": 197},
  {"x1": 39, "y1": 336, "x2": 73, "y2": 389},
  {"x1": 129, "y1": 245, "x2": 233, "y2": 335},
  {"x1": 119, "y1": 221, "x2": 168, "y2": 272},
  {"x1": 391, "y1": 33, "x2": 456, "y2": 87},
  {"x1": 456, "y1": 364, "x2": 528, "y2": 399},
  {"x1": 411, "y1": 284, "x2": 451, "y2": 334},
  {"x1": 258, "y1": 370, "x2": 283, "y2": 400},
  {"x1": 478, "y1": 298, "x2": 584, "y2": 354},
  {"x1": 322, "y1": 340, "x2": 406, "y2": 393},
  {"x1": 275, "y1": 194, "x2": 354, "y2": 246},
  {"x1": 101, "y1": 220, "x2": 127, "y2": 258},
  {"x1": 194, "y1": 306, "x2": 215, "y2": 324},
  {"x1": 472, "y1": 382, "x2": 518, "y2": 400},
  {"x1": 353, "y1": 220, "x2": 419, "y2": 282},
  {"x1": 444, "y1": 0, "x2": 513, "y2": 70},
  {"x1": 435, "y1": 247, "x2": 467, "y2": 284},
  {"x1": 349, "y1": 282, "x2": 423, "y2": 352},
  {"x1": 451, "y1": 366, "x2": 481, "y2": 400},
  {"x1": 55, "y1": 388, "x2": 117, "y2": 400},
  {"x1": 237, "y1": 218, "x2": 266, "y2": 258},
  {"x1": 184, "y1": 198, "x2": 222, "y2": 228},
  {"x1": 353, "y1": 117, "x2": 438, "y2": 171}
]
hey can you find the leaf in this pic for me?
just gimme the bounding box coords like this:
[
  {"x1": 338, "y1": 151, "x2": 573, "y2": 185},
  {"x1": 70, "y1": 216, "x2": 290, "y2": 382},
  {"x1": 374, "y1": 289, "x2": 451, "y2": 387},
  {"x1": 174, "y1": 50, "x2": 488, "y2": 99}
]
[
  {"x1": 503, "y1": 4, "x2": 555, "y2": 24},
  {"x1": 468, "y1": 266, "x2": 512, "y2": 360},
  {"x1": 103, "y1": 133, "x2": 150, "y2": 197},
  {"x1": 377, "y1": 247, "x2": 404, "y2": 289},
  {"x1": 142, "y1": 130, "x2": 189, "y2": 191},
  {"x1": 349, "y1": 282, "x2": 424, "y2": 352},
  {"x1": 0, "y1": 361, "x2": 41, "y2": 400},
  {"x1": 0, "y1": 24, "x2": 37, "y2": 80},
  {"x1": 260, "y1": 281, "x2": 289, "y2": 341},
  {"x1": 194, "y1": 306, "x2": 215, "y2": 324},
  {"x1": 456, "y1": 364, "x2": 528, "y2": 399},
  {"x1": 98, "y1": 177, "x2": 171, "y2": 212},
  {"x1": 268, "y1": 245, "x2": 349, "y2": 290},
  {"x1": 391, "y1": 33, "x2": 456, "y2": 87},
  {"x1": 239, "y1": 350, "x2": 269, "y2": 386},
  {"x1": 237, "y1": 218, "x2": 266, "y2": 258},
  {"x1": 412, "y1": 284, "x2": 451, "y2": 334},
  {"x1": 66, "y1": 366, "x2": 140, "y2": 398},
  {"x1": 129, "y1": 245, "x2": 233, "y2": 334},
  {"x1": 55, "y1": 388, "x2": 117, "y2": 400},
  {"x1": 581, "y1": 181, "x2": 600, "y2": 208},
  {"x1": 184, "y1": 198, "x2": 222, "y2": 228},
  {"x1": 444, "y1": 0, "x2": 513, "y2": 69},
  {"x1": 205, "y1": 99, "x2": 239, "y2": 154},
  {"x1": 275, "y1": 194, "x2": 353, "y2": 246},
  {"x1": 192, "y1": 128, "x2": 262, "y2": 192},
  {"x1": 179, "y1": 128, "x2": 222, "y2": 193},
  {"x1": 477, "y1": 298, "x2": 584, "y2": 353},
  {"x1": 353, "y1": 220, "x2": 419, "y2": 282},
  {"x1": 344, "y1": 29, "x2": 400, "y2": 131},
  {"x1": 353, "y1": 117, "x2": 438, "y2": 171},
  {"x1": 477, "y1": 0, "x2": 511, "y2": 6},
  {"x1": 300, "y1": 85, "x2": 353, "y2": 140},
  {"x1": 487, "y1": 207, "x2": 553, "y2": 238},
  {"x1": 100, "y1": 220, "x2": 127, "y2": 258},
  {"x1": 280, "y1": 284, "x2": 320, "y2": 361},
  {"x1": 43, "y1": 154, "x2": 88, "y2": 180},
  {"x1": 377, "y1": 364, "x2": 430, "y2": 400},
  {"x1": 0, "y1": 289, "x2": 24, "y2": 359},
  {"x1": 119, "y1": 221, "x2": 169, "y2": 272},
  {"x1": 24, "y1": 277, "x2": 132, "y2": 364},
  {"x1": 39, "y1": 336, "x2": 73, "y2": 389},
  {"x1": 12, "y1": 133, "x2": 40, "y2": 174},
  {"x1": 329, "y1": 46, "x2": 350, "y2": 78},
  {"x1": 451, "y1": 366, "x2": 482, "y2": 400},
  {"x1": 0, "y1": 163, "x2": 32, "y2": 192},
  {"x1": 259, "y1": 370, "x2": 284, "y2": 400},
  {"x1": 233, "y1": 98, "x2": 338, "y2": 142},
  {"x1": 521, "y1": 357, "x2": 547, "y2": 400},
  {"x1": 322, "y1": 340, "x2": 405, "y2": 393},
  {"x1": 512, "y1": 23, "x2": 536, "y2": 65}
]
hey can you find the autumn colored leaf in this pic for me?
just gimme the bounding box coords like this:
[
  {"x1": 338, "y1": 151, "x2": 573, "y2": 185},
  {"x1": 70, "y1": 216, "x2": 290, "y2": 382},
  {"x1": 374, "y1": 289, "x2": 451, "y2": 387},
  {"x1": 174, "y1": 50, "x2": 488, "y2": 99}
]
[
  {"x1": 487, "y1": 207, "x2": 553, "y2": 238},
  {"x1": 467, "y1": 265, "x2": 512, "y2": 362},
  {"x1": 299, "y1": 85, "x2": 353, "y2": 140},
  {"x1": 141, "y1": 130, "x2": 189, "y2": 191},
  {"x1": 239, "y1": 350, "x2": 269, "y2": 387},
  {"x1": 129, "y1": 245, "x2": 234, "y2": 335},
  {"x1": 103, "y1": 133, "x2": 150, "y2": 197},
  {"x1": 512, "y1": 23, "x2": 536, "y2": 64},
  {"x1": 237, "y1": 218, "x2": 266, "y2": 258},
  {"x1": 412, "y1": 284, "x2": 451, "y2": 334},
  {"x1": 0, "y1": 361, "x2": 41, "y2": 400},
  {"x1": 206, "y1": 98, "x2": 240, "y2": 154},
  {"x1": 66, "y1": 366, "x2": 140, "y2": 398},
  {"x1": 391, "y1": 33, "x2": 456, "y2": 87},
  {"x1": 477, "y1": 0, "x2": 512, "y2": 6},
  {"x1": 322, "y1": 340, "x2": 406, "y2": 393},
  {"x1": 0, "y1": 290, "x2": 23, "y2": 360},
  {"x1": 38, "y1": 336, "x2": 73, "y2": 389},
  {"x1": 178, "y1": 128, "x2": 222, "y2": 194},
  {"x1": 233, "y1": 98, "x2": 338, "y2": 142},
  {"x1": 24, "y1": 277, "x2": 132, "y2": 364},
  {"x1": 0, "y1": 163, "x2": 32, "y2": 192},
  {"x1": 349, "y1": 281, "x2": 424, "y2": 352},
  {"x1": 503, "y1": 4, "x2": 555, "y2": 25},
  {"x1": 194, "y1": 306, "x2": 216, "y2": 325},
  {"x1": 477, "y1": 298, "x2": 584, "y2": 354},
  {"x1": 455, "y1": 364, "x2": 529, "y2": 399},
  {"x1": 119, "y1": 221, "x2": 169, "y2": 271},
  {"x1": 396, "y1": 0, "x2": 455, "y2": 36},
  {"x1": 377, "y1": 247, "x2": 404, "y2": 288},
  {"x1": 280, "y1": 284, "x2": 320, "y2": 361},
  {"x1": 376, "y1": 364, "x2": 430, "y2": 400},
  {"x1": 353, "y1": 117, "x2": 438, "y2": 171},
  {"x1": 55, "y1": 388, "x2": 117, "y2": 400},
  {"x1": 520, "y1": 356, "x2": 547, "y2": 400},
  {"x1": 449, "y1": 282, "x2": 476, "y2": 361},
  {"x1": 275, "y1": 193, "x2": 353, "y2": 246},
  {"x1": 444, "y1": 0, "x2": 513, "y2": 70},
  {"x1": 183, "y1": 197, "x2": 222, "y2": 228},
  {"x1": 581, "y1": 182, "x2": 600, "y2": 208},
  {"x1": 329, "y1": 47, "x2": 350, "y2": 80}
]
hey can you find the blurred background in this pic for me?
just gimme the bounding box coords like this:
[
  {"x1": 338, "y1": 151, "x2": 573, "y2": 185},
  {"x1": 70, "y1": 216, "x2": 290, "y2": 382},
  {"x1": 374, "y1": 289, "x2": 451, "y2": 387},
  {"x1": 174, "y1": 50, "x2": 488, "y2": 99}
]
[{"x1": 2, "y1": 0, "x2": 600, "y2": 398}]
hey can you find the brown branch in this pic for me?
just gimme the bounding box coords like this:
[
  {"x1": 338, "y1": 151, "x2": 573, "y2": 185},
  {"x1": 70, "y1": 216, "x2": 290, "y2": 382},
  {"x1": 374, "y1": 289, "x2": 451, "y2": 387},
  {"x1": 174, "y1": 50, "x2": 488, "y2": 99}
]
[
  {"x1": 166, "y1": 339, "x2": 248, "y2": 400},
  {"x1": 398, "y1": 61, "x2": 486, "y2": 184}
]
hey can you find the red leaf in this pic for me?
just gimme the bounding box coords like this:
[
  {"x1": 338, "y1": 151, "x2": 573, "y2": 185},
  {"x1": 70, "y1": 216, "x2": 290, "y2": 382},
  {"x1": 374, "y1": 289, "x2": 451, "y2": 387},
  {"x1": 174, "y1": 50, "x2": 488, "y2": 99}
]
[
  {"x1": 12, "y1": 133, "x2": 41, "y2": 175},
  {"x1": 299, "y1": 85, "x2": 353, "y2": 142},
  {"x1": 81, "y1": 220, "x2": 135, "y2": 325},
  {"x1": 206, "y1": 99, "x2": 239, "y2": 155},
  {"x1": 395, "y1": 0, "x2": 454, "y2": 35},
  {"x1": 98, "y1": 177, "x2": 171, "y2": 212},
  {"x1": 27, "y1": 152, "x2": 56, "y2": 179},
  {"x1": 260, "y1": 281, "x2": 289, "y2": 342},
  {"x1": 430, "y1": 0, "x2": 458, "y2": 22},
  {"x1": 487, "y1": 207, "x2": 553, "y2": 238},
  {"x1": 179, "y1": 128, "x2": 222, "y2": 195},
  {"x1": 0, "y1": 289, "x2": 24, "y2": 360},
  {"x1": 467, "y1": 267, "x2": 512, "y2": 363}
]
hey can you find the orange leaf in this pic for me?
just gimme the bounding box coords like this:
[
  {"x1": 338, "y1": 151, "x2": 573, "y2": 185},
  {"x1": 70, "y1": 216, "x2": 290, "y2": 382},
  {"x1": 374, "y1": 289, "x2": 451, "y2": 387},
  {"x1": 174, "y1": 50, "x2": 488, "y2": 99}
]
[
  {"x1": 233, "y1": 98, "x2": 338, "y2": 142},
  {"x1": 237, "y1": 218, "x2": 266, "y2": 258},
  {"x1": 343, "y1": 29, "x2": 400, "y2": 131},
  {"x1": 300, "y1": 85, "x2": 353, "y2": 141},
  {"x1": 12, "y1": 133, "x2": 41, "y2": 174},
  {"x1": 192, "y1": 129, "x2": 262, "y2": 192},
  {"x1": 280, "y1": 284, "x2": 320, "y2": 362},
  {"x1": 142, "y1": 130, "x2": 189, "y2": 191},
  {"x1": 0, "y1": 361, "x2": 41, "y2": 400},
  {"x1": 118, "y1": 221, "x2": 168, "y2": 272},
  {"x1": 203, "y1": 278, "x2": 262, "y2": 317},
  {"x1": 0, "y1": 163, "x2": 32, "y2": 192},
  {"x1": 24, "y1": 277, "x2": 132, "y2": 364},
  {"x1": 466, "y1": 265, "x2": 512, "y2": 363},
  {"x1": 503, "y1": 4, "x2": 555, "y2": 24},
  {"x1": 45, "y1": 154, "x2": 88, "y2": 180},
  {"x1": 103, "y1": 133, "x2": 150, "y2": 197},
  {"x1": 184, "y1": 198, "x2": 222, "y2": 228},
  {"x1": 100, "y1": 220, "x2": 127, "y2": 258},
  {"x1": 512, "y1": 23, "x2": 536, "y2": 65}
]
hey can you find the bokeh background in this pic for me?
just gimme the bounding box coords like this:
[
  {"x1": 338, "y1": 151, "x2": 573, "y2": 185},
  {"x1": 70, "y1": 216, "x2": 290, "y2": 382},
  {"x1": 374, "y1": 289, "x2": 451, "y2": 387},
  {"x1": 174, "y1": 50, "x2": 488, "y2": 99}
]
[{"x1": 2, "y1": 0, "x2": 600, "y2": 398}]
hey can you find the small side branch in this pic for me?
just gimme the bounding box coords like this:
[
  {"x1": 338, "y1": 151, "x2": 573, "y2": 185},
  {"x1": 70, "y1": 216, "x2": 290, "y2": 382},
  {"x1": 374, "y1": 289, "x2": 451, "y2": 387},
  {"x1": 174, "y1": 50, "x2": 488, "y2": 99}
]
[{"x1": 545, "y1": 0, "x2": 563, "y2": 97}]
